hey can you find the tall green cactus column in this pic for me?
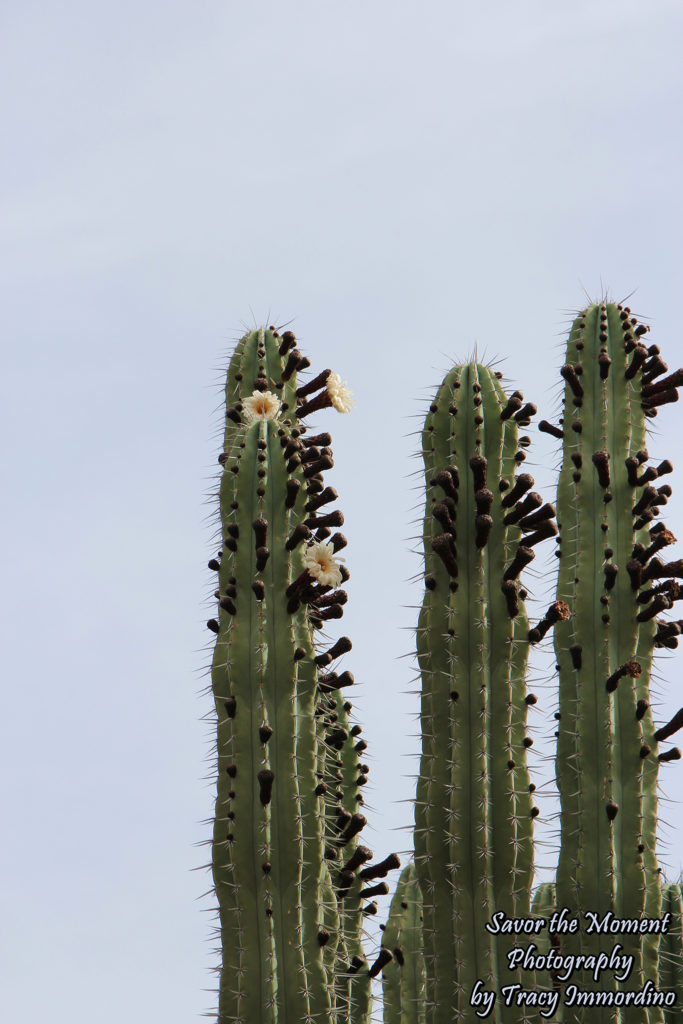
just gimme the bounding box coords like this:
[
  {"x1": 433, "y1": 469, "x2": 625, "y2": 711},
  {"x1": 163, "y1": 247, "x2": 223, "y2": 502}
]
[
  {"x1": 208, "y1": 328, "x2": 363, "y2": 1024},
  {"x1": 551, "y1": 303, "x2": 683, "y2": 1023},
  {"x1": 414, "y1": 363, "x2": 558, "y2": 1023},
  {"x1": 208, "y1": 330, "x2": 398, "y2": 1024}
]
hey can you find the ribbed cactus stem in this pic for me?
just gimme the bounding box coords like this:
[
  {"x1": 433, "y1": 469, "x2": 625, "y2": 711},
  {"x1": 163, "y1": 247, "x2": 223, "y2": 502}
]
[
  {"x1": 381, "y1": 862, "x2": 426, "y2": 1024},
  {"x1": 211, "y1": 327, "x2": 367, "y2": 1024},
  {"x1": 529, "y1": 883, "x2": 562, "y2": 1020},
  {"x1": 210, "y1": 328, "x2": 395, "y2": 1024},
  {"x1": 212, "y1": 328, "x2": 330, "y2": 1023},
  {"x1": 320, "y1": 690, "x2": 378, "y2": 1023},
  {"x1": 415, "y1": 364, "x2": 552, "y2": 1023},
  {"x1": 658, "y1": 882, "x2": 682, "y2": 1023},
  {"x1": 553, "y1": 303, "x2": 682, "y2": 1023}
]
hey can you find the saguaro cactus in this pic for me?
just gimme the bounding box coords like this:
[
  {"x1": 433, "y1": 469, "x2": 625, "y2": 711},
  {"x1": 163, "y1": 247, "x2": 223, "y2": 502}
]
[{"x1": 414, "y1": 363, "x2": 558, "y2": 1023}]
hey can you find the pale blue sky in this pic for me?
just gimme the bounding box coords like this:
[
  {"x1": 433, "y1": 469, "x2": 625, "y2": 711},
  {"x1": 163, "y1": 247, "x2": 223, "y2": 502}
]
[{"x1": 2, "y1": 2, "x2": 682, "y2": 1020}]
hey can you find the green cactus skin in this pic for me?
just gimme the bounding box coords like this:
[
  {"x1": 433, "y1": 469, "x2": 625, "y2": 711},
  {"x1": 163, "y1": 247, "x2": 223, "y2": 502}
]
[
  {"x1": 319, "y1": 690, "x2": 379, "y2": 1023},
  {"x1": 530, "y1": 882, "x2": 555, "y2": 955},
  {"x1": 529, "y1": 883, "x2": 563, "y2": 1022},
  {"x1": 381, "y1": 862, "x2": 426, "y2": 1024},
  {"x1": 529, "y1": 883, "x2": 554, "y2": 972},
  {"x1": 552, "y1": 303, "x2": 682, "y2": 1023},
  {"x1": 658, "y1": 882, "x2": 682, "y2": 1022},
  {"x1": 414, "y1": 363, "x2": 556, "y2": 1024},
  {"x1": 211, "y1": 328, "x2": 329, "y2": 1024},
  {"x1": 210, "y1": 328, "x2": 393, "y2": 1024}
]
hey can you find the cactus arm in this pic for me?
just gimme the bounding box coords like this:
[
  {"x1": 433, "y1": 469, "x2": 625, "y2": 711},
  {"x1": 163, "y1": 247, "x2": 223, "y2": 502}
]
[
  {"x1": 214, "y1": 420, "x2": 274, "y2": 1023},
  {"x1": 529, "y1": 884, "x2": 562, "y2": 1022},
  {"x1": 483, "y1": 369, "x2": 535, "y2": 918},
  {"x1": 268, "y1": 410, "x2": 333, "y2": 1021},
  {"x1": 415, "y1": 364, "x2": 548, "y2": 1023},
  {"x1": 413, "y1": 371, "x2": 460, "y2": 1011},
  {"x1": 552, "y1": 303, "x2": 683, "y2": 1022},
  {"x1": 381, "y1": 864, "x2": 412, "y2": 1024},
  {"x1": 382, "y1": 862, "x2": 426, "y2": 1024},
  {"x1": 554, "y1": 306, "x2": 622, "y2": 964},
  {"x1": 349, "y1": 965, "x2": 372, "y2": 1024},
  {"x1": 530, "y1": 882, "x2": 555, "y2": 957},
  {"x1": 321, "y1": 691, "x2": 372, "y2": 1023},
  {"x1": 211, "y1": 328, "x2": 335, "y2": 1023},
  {"x1": 659, "y1": 882, "x2": 682, "y2": 1022},
  {"x1": 326, "y1": 691, "x2": 401, "y2": 1023},
  {"x1": 604, "y1": 305, "x2": 659, "y2": 956},
  {"x1": 415, "y1": 364, "x2": 495, "y2": 1017},
  {"x1": 401, "y1": 869, "x2": 427, "y2": 1024}
]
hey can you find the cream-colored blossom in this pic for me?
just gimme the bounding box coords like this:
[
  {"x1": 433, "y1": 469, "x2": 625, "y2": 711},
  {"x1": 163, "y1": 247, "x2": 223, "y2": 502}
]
[
  {"x1": 326, "y1": 373, "x2": 354, "y2": 414},
  {"x1": 242, "y1": 390, "x2": 281, "y2": 423},
  {"x1": 303, "y1": 540, "x2": 344, "y2": 587}
]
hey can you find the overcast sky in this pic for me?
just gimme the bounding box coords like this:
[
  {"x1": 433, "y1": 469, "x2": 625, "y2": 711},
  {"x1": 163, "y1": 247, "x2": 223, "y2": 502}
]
[{"x1": 2, "y1": 2, "x2": 683, "y2": 1021}]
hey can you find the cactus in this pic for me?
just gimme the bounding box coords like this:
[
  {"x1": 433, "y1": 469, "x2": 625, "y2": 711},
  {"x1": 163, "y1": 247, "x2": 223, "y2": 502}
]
[
  {"x1": 414, "y1": 363, "x2": 559, "y2": 1023},
  {"x1": 405, "y1": 310, "x2": 682, "y2": 1023},
  {"x1": 530, "y1": 883, "x2": 562, "y2": 1020},
  {"x1": 659, "y1": 882, "x2": 682, "y2": 1022},
  {"x1": 381, "y1": 862, "x2": 426, "y2": 1024},
  {"x1": 204, "y1": 310, "x2": 683, "y2": 1024},
  {"x1": 208, "y1": 327, "x2": 397, "y2": 1024},
  {"x1": 549, "y1": 303, "x2": 682, "y2": 1021},
  {"x1": 321, "y1": 689, "x2": 384, "y2": 1023}
]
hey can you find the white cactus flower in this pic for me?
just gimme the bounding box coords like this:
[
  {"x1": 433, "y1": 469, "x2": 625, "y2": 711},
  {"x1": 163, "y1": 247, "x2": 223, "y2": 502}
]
[
  {"x1": 326, "y1": 373, "x2": 354, "y2": 414},
  {"x1": 303, "y1": 540, "x2": 344, "y2": 587},
  {"x1": 242, "y1": 390, "x2": 281, "y2": 423}
]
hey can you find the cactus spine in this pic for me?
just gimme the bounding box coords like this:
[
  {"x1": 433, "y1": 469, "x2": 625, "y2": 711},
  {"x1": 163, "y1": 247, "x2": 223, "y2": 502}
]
[{"x1": 414, "y1": 364, "x2": 557, "y2": 1023}]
